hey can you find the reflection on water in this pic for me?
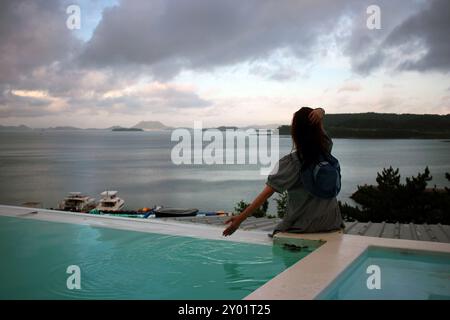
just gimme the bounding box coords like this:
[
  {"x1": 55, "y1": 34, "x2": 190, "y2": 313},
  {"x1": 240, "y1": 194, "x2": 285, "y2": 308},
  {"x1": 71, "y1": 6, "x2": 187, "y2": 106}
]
[{"x1": 272, "y1": 244, "x2": 313, "y2": 268}]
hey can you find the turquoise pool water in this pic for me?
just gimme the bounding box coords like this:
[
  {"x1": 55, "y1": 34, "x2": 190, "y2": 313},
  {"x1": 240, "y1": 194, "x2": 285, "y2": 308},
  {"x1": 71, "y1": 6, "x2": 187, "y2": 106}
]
[
  {"x1": 0, "y1": 216, "x2": 309, "y2": 299},
  {"x1": 317, "y1": 247, "x2": 450, "y2": 300}
]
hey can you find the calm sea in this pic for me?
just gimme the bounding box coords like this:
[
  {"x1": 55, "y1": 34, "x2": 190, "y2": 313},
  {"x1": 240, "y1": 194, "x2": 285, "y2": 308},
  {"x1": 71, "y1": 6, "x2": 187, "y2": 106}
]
[{"x1": 0, "y1": 130, "x2": 449, "y2": 213}]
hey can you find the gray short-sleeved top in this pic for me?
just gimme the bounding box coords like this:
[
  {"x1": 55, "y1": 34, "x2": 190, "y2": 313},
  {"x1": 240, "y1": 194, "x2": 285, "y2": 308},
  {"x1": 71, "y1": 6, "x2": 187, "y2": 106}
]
[{"x1": 266, "y1": 137, "x2": 344, "y2": 233}]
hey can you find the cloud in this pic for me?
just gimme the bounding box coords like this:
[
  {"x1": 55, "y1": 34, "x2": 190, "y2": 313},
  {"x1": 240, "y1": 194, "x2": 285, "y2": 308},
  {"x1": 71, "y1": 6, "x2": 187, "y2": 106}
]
[
  {"x1": 65, "y1": 82, "x2": 212, "y2": 116},
  {"x1": 0, "y1": 89, "x2": 68, "y2": 117},
  {"x1": 0, "y1": 0, "x2": 81, "y2": 85},
  {"x1": 81, "y1": 0, "x2": 450, "y2": 79},
  {"x1": 248, "y1": 49, "x2": 313, "y2": 81},
  {"x1": 349, "y1": 0, "x2": 450, "y2": 74},
  {"x1": 338, "y1": 83, "x2": 362, "y2": 93},
  {"x1": 105, "y1": 83, "x2": 211, "y2": 111},
  {"x1": 0, "y1": 0, "x2": 448, "y2": 123},
  {"x1": 2, "y1": 0, "x2": 448, "y2": 87},
  {"x1": 0, "y1": 0, "x2": 84, "y2": 117},
  {"x1": 80, "y1": 0, "x2": 367, "y2": 79}
]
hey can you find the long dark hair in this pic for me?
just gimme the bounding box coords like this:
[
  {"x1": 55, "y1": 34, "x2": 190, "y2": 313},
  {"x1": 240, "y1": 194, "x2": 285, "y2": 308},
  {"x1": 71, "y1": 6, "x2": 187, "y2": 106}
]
[{"x1": 291, "y1": 107, "x2": 328, "y2": 168}]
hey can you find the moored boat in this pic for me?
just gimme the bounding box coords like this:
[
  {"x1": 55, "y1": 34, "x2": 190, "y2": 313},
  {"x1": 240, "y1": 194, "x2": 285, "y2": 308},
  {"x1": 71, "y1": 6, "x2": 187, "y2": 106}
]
[
  {"x1": 153, "y1": 207, "x2": 199, "y2": 218},
  {"x1": 96, "y1": 191, "x2": 125, "y2": 212},
  {"x1": 58, "y1": 192, "x2": 96, "y2": 212}
]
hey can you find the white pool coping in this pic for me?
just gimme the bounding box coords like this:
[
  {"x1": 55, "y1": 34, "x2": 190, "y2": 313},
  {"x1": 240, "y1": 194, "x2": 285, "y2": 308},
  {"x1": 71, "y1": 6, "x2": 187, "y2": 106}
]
[
  {"x1": 245, "y1": 230, "x2": 450, "y2": 300},
  {"x1": 0, "y1": 205, "x2": 272, "y2": 245},
  {"x1": 2, "y1": 204, "x2": 450, "y2": 300}
]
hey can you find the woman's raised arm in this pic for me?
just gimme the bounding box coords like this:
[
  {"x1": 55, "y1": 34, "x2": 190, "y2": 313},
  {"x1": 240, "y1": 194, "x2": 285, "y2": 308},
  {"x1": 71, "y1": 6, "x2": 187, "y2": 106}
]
[{"x1": 308, "y1": 107, "x2": 325, "y2": 125}]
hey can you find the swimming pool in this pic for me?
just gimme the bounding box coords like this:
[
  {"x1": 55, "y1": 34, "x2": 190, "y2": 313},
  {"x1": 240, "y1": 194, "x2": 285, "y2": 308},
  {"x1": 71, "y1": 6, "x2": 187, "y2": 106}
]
[
  {"x1": 0, "y1": 215, "x2": 310, "y2": 299},
  {"x1": 317, "y1": 246, "x2": 450, "y2": 300}
]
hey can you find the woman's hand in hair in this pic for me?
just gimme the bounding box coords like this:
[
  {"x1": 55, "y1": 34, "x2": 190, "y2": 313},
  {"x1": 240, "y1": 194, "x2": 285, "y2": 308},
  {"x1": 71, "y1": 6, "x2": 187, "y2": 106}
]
[{"x1": 308, "y1": 108, "x2": 325, "y2": 125}]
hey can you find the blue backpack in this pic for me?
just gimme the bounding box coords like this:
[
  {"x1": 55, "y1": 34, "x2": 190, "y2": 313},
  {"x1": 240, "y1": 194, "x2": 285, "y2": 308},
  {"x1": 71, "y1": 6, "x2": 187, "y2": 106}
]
[{"x1": 300, "y1": 153, "x2": 341, "y2": 199}]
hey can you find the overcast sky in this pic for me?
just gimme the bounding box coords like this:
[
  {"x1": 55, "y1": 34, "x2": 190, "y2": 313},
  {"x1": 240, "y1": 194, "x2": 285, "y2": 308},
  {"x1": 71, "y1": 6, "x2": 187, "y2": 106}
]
[{"x1": 0, "y1": 0, "x2": 449, "y2": 128}]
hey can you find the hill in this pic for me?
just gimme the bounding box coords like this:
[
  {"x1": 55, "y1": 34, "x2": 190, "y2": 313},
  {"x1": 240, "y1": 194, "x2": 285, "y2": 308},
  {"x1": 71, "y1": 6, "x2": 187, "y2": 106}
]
[
  {"x1": 112, "y1": 127, "x2": 143, "y2": 132},
  {"x1": 45, "y1": 126, "x2": 81, "y2": 131},
  {"x1": 278, "y1": 113, "x2": 450, "y2": 138},
  {"x1": 132, "y1": 121, "x2": 172, "y2": 130},
  {"x1": 0, "y1": 125, "x2": 32, "y2": 131}
]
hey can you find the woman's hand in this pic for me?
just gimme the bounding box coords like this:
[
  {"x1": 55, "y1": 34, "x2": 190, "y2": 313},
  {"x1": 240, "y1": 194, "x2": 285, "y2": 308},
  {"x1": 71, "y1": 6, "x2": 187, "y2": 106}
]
[
  {"x1": 223, "y1": 215, "x2": 244, "y2": 236},
  {"x1": 223, "y1": 186, "x2": 275, "y2": 237},
  {"x1": 309, "y1": 108, "x2": 325, "y2": 125}
]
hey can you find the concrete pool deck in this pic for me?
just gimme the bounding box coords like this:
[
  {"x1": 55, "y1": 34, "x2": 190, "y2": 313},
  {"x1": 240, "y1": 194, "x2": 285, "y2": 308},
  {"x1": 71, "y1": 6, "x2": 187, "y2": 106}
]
[
  {"x1": 162, "y1": 215, "x2": 450, "y2": 243},
  {"x1": 2, "y1": 204, "x2": 450, "y2": 300}
]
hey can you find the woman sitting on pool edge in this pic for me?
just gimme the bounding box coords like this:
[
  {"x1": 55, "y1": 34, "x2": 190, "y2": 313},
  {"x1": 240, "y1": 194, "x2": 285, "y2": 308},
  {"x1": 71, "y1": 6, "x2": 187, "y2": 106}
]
[{"x1": 223, "y1": 107, "x2": 344, "y2": 237}]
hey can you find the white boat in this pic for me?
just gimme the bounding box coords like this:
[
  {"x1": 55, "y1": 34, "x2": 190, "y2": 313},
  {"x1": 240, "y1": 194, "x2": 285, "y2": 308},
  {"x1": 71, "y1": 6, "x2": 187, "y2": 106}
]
[
  {"x1": 58, "y1": 192, "x2": 96, "y2": 212},
  {"x1": 96, "y1": 191, "x2": 125, "y2": 212}
]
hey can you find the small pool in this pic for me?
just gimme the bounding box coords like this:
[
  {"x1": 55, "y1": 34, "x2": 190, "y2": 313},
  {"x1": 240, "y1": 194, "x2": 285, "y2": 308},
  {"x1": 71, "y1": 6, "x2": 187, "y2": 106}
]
[
  {"x1": 0, "y1": 216, "x2": 310, "y2": 299},
  {"x1": 317, "y1": 246, "x2": 450, "y2": 300}
]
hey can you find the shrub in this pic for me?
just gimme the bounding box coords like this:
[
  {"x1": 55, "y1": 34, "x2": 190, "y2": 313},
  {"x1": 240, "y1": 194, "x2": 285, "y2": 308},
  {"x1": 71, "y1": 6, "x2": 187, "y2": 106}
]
[
  {"x1": 274, "y1": 191, "x2": 288, "y2": 218},
  {"x1": 340, "y1": 168, "x2": 450, "y2": 224},
  {"x1": 233, "y1": 199, "x2": 269, "y2": 218}
]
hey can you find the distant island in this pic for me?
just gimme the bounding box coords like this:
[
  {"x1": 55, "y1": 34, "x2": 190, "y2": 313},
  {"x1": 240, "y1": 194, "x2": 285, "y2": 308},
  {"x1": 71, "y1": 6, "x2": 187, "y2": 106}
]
[
  {"x1": 0, "y1": 120, "x2": 172, "y2": 132},
  {"x1": 112, "y1": 127, "x2": 143, "y2": 132},
  {"x1": 278, "y1": 113, "x2": 450, "y2": 139},
  {"x1": 132, "y1": 121, "x2": 172, "y2": 130},
  {"x1": 1, "y1": 113, "x2": 449, "y2": 138}
]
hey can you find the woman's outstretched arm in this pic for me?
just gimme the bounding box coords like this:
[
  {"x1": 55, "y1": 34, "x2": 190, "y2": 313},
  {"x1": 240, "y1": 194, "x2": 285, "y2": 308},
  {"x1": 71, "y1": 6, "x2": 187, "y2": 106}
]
[{"x1": 223, "y1": 185, "x2": 275, "y2": 236}]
